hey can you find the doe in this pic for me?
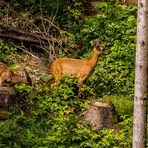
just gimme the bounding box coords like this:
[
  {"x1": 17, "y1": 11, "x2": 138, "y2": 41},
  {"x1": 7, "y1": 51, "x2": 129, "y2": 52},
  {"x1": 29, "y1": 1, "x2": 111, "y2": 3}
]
[{"x1": 49, "y1": 39, "x2": 109, "y2": 86}]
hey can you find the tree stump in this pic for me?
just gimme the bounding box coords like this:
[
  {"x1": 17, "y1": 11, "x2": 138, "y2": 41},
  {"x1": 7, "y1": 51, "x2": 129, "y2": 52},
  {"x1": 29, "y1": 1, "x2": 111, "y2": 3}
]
[
  {"x1": 0, "y1": 87, "x2": 15, "y2": 120},
  {"x1": 84, "y1": 101, "x2": 118, "y2": 128},
  {"x1": 0, "y1": 87, "x2": 15, "y2": 108}
]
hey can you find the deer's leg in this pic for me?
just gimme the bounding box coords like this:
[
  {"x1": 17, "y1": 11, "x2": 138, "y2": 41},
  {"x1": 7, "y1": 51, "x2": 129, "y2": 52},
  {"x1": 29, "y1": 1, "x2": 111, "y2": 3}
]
[
  {"x1": 49, "y1": 72, "x2": 61, "y2": 87},
  {"x1": 0, "y1": 78, "x2": 3, "y2": 86},
  {"x1": 78, "y1": 78, "x2": 85, "y2": 98},
  {"x1": 78, "y1": 74, "x2": 87, "y2": 86},
  {"x1": 54, "y1": 74, "x2": 61, "y2": 85},
  {"x1": 78, "y1": 74, "x2": 88, "y2": 97}
]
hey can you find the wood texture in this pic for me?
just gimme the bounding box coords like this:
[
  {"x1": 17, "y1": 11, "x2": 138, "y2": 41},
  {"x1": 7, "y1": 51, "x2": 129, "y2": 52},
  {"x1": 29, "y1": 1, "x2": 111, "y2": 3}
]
[{"x1": 132, "y1": 0, "x2": 148, "y2": 147}]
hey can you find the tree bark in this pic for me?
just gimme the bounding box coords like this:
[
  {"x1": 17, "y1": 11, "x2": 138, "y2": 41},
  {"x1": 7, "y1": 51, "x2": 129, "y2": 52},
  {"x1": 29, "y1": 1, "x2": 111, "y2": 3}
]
[{"x1": 132, "y1": 0, "x2": 148, "y2": 147}]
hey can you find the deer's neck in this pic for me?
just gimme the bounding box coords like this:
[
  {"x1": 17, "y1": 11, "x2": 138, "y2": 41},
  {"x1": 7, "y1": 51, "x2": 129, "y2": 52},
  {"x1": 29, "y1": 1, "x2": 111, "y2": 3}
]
[{"x1": 88, "y1": 49, "x2": 100, "y2": 68}]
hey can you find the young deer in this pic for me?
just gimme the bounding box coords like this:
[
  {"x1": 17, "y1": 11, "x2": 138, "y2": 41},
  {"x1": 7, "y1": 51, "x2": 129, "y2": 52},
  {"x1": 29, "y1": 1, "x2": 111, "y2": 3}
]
[
  {"x1": 49, "y1": 39, "x2": 109, "y2": 86},
  {"x1": 0, "y1": 62, "x2": 32, "y2": 86}
]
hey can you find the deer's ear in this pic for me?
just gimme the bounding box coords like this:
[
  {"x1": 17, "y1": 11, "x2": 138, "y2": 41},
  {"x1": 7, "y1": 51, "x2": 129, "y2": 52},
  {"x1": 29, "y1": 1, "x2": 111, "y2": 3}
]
[
  {"x1": 102, "y1": 49, "x2": 110, "y2": 54},
  {"x1": 91, "y1": 39, "x2": 101, "y2": 47}
]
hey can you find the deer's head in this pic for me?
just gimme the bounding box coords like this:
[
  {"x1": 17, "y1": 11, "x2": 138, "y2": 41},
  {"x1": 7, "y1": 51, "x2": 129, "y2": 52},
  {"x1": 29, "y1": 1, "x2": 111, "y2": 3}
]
[{"x1": 92, "y1": 39, "x2": 110, "y2": 55}]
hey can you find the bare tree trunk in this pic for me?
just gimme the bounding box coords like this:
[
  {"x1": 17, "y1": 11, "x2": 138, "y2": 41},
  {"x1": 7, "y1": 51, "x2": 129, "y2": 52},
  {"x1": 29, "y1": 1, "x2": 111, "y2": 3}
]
[{"x1": 132, "y1": 0, "x2": 148, "y2": 148}]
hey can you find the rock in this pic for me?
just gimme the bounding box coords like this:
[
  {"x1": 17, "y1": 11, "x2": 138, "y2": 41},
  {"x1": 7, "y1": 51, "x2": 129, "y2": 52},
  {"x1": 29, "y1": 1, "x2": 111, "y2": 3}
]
[{"x1": 84, "y1": 101, "x2": 118, "y2": 128}]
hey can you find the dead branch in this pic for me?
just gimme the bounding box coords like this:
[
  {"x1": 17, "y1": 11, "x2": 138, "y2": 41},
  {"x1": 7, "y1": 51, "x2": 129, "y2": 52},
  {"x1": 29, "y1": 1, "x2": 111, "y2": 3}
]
[
  {"x1": 0, "y1": 25, "x2": 62, "y2": 45},
  {"x1": 1, "y1": 26, "x2": 51, "y2": 42},
  {"x1": 0, "y1": 32, "x2": 48, "y2": 45}
]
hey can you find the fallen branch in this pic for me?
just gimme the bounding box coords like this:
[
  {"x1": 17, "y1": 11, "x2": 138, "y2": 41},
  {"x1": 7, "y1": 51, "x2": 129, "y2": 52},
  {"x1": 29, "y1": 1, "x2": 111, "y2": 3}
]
[
  {"x1": 0, "y1": 26, "x2": 52, "y2": 42},
  {"x1": 0, "y1": 32, "x2": 48, "y2": 45}
]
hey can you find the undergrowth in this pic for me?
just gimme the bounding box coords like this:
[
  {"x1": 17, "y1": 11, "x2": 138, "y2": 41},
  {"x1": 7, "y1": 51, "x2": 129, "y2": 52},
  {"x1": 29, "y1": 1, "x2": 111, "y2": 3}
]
[{"x1": 0, "y1": 78, "x2": 134, "y2": 147}]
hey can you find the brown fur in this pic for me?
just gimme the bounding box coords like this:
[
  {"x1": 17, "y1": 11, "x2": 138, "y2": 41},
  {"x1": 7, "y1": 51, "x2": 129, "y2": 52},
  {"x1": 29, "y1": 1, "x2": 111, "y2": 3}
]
[
  {"x1": 49, "y1": 39, "x2": 109, "y2": 86},
  {"x1": 0, "y1": 62, "x2": 31, "y2": 86},
  {"x1": 121, "y1": 0, "x2": 137, "y2": 5}
]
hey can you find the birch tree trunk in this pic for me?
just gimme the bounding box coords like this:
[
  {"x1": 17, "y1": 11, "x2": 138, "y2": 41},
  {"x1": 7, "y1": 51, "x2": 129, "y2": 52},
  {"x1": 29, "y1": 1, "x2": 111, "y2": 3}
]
[{"x1": 132, "y1": 0, "x2": 148, "y2": 147}]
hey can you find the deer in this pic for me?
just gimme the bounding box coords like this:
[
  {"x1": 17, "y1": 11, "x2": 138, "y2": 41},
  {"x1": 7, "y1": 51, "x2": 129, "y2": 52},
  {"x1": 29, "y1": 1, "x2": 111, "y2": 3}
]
[
  {"x1": 0, "y1": 62, "x2": 32, "y2": 86},
  {"x1": 121, "y1": 0, "x2": 137, "y2": 5},
  {"x1": 48, "y1": 39, "x2": 109, "y2": 86}
]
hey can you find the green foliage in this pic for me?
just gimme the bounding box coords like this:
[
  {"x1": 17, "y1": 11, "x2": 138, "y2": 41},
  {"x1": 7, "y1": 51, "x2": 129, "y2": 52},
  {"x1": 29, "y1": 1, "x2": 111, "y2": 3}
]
[
  {"x1": 0, "y1": 119, "x2": 21, "y2": 147},
  {"x1": 57, "y1": 0, "x2": 85, "y2": 29},
  {"x1": 0, "y1": 43, "x2": 17, "y2": 65},
  {"x1": 70, "y1": 115, "x2": 133, "y2": 148},
  {"x1": 11, "y1": 0, "x2": 62, "y2": 11},
  {"x1": 11, "y1": 78, "x2": 82, "y2": 147},
  {"x1": 0, "y1": 77, "x2": 133, "y2": 147},
  {"x1": 10, "y1": 0, "x2": 85, "y2": 30}
]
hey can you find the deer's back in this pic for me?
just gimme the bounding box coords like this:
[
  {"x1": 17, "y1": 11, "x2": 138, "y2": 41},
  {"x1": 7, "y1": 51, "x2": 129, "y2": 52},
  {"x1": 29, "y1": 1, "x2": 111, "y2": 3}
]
[{"x1": 50, "y1": 58, "x2": 92, "y2": 76}]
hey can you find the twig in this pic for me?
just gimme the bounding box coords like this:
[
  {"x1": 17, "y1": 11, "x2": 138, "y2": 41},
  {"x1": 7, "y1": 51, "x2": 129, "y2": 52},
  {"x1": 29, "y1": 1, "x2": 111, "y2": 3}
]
[
  {"x1": 30, "y1": 44, "x2": 50, "y2": 54},
  {"x1": 41, "y1": 18, "x2": 61, "y2": 34},
  {"x1": 47, "y1": 4, "x2": 59, "y2": 34},
  {"x1": 9, "y1": 41, "x2": 43, "y2": 63}
]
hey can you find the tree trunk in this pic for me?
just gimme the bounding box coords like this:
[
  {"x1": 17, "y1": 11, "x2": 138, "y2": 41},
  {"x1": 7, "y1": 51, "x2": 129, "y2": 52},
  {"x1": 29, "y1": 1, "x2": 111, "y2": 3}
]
[{"x1": 132, "y1": 0, "x2": 148, "y2": 147}]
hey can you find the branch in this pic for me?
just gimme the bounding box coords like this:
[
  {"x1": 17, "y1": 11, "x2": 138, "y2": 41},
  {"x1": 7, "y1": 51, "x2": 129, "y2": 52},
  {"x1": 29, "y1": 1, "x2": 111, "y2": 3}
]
[{"x1": 0, "y1": 32, "x2": 48, "y2": 45}]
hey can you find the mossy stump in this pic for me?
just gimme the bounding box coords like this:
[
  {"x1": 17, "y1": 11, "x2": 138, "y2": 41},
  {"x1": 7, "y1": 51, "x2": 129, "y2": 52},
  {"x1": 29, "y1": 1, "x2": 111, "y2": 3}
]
[{"x1": 84, "y1": 101, "x2": 118, "y2": 128}]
